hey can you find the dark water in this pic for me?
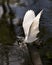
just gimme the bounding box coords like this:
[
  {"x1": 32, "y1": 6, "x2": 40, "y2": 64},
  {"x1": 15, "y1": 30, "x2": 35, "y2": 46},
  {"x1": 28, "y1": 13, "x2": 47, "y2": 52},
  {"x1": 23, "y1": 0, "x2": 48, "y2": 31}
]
[{"x1": 0, "y1": 0, "x2": 52, "y2": 65}]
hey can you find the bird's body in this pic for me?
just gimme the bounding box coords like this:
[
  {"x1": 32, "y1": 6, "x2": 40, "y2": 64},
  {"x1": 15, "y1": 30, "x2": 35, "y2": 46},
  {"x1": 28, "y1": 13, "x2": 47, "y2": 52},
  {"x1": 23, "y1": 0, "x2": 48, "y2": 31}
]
[{"x1": 23, "y1": 10, "x2": 43, "y2": 43}]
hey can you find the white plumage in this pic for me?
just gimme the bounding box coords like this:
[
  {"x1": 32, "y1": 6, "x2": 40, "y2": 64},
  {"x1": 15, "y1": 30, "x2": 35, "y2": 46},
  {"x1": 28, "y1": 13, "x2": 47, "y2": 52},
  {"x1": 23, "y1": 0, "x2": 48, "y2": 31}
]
[
  {"x1": 23, "y1": 10, "x2": 35, "y2": 36},
  {"x1": 23, "y1": 10, "x2": 43, "y2": 43}
]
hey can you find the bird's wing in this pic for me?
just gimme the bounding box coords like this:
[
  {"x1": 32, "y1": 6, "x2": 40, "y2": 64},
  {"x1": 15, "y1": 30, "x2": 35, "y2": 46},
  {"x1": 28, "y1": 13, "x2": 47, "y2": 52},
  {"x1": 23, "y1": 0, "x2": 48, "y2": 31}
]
[
  {"x1": 23, "y1": 10, "x2": 35, "y2": 36},
  {"x1": 25, "y1": 10, "x2": 43, "y2": 43}
]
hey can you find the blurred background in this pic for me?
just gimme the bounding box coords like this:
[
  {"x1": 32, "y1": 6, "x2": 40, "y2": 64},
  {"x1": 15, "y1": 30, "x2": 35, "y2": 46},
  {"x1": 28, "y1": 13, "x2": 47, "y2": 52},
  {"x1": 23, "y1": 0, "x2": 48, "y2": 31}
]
[{"x1": 0, "y1": 0, "x2": 52, "y2": 65}]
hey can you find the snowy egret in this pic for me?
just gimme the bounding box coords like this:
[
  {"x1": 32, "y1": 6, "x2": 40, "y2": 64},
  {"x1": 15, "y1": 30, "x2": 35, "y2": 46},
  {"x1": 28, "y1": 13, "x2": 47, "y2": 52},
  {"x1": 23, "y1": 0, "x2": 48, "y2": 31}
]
[{"x1": 23, "y1": 10, "x2": 43, "y2": 43}]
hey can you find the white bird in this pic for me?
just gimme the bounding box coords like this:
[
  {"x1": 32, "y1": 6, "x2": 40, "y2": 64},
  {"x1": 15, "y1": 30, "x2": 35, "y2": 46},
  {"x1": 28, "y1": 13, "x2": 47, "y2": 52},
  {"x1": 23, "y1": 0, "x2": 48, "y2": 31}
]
[
  {"x1": 0, "y1": 6, "x2": 3, "y2": 18},
  {"x1": 23, "y1": 10, "x2": 43, "y2": 43}
]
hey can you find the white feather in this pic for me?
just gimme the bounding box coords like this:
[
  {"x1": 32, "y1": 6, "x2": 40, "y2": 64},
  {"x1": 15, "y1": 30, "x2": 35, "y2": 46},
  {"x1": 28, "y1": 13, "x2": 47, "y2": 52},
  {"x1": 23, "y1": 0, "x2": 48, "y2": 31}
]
[
  {"x1": 23, "y1": 10, "x2": 35, "y2": 36},
  {"x1": 23, "y1": 10, "x2": 43, "y2": 43}
]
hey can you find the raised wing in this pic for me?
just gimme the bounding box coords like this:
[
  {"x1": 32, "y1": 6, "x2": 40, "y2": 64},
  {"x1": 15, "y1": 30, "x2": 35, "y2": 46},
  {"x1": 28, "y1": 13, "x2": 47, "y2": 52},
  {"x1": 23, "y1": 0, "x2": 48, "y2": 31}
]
[
  {"x1": 24, "y1": 10, "x2": 43, "y2": 43},
  {"x1": 23, "y1": 10, "x2": 35, "y2": 36}
]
